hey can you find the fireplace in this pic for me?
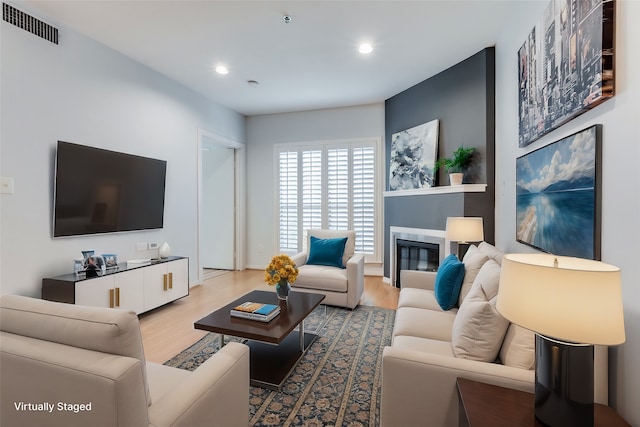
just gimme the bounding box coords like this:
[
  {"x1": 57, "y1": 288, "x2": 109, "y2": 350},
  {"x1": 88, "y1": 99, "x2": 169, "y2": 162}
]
[
  {"x1": 395, "y1": 239, "x2": 439, "y2": 288},
  {"x1": 389, "y1": 227, "x2": 447, "y2": 288}
]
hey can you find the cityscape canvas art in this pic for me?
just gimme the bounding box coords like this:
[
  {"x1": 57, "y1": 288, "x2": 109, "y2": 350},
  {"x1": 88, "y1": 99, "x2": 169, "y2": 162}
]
[
  {"x1": 518, "y1": 0, "x2": 614, "y2": 147},
  {"x1": 389, "y1": 119, "x2": 439, "y2": 191},
  {"x1": 516, "y1": 125, "x2": 601, "y2": 259}
]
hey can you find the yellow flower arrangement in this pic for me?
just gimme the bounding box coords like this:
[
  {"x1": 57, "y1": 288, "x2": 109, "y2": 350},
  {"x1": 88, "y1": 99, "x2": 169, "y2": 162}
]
[{"x1": 264, "y1": 254, "x2": 299, "y2": 286}]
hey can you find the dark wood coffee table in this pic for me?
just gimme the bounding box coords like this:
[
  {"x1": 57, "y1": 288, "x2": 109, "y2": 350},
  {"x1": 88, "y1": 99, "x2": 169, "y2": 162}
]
[{"x1": 194, "y1": 290, "x2": 325, "y2": 390}]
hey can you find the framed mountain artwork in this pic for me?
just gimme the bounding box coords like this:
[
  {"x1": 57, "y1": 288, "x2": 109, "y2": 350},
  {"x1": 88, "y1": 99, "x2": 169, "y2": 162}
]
[{"x1": 516, "y1": 125, "x2": 601, "y2": 259}]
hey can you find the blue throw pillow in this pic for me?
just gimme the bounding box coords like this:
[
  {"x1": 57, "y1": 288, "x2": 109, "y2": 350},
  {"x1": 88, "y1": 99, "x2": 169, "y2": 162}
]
[
  {"x1": 307, "y1": 236, "x2": 348, "y2": 269},
  {"x1": 434, "y1": 254, "x2": 466, "y2": 310}
]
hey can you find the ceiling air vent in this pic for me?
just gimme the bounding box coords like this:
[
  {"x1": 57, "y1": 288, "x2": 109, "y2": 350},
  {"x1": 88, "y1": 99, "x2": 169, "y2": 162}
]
[{"x1": 3, "y1": 3, "x2": 59, "y2": 44}]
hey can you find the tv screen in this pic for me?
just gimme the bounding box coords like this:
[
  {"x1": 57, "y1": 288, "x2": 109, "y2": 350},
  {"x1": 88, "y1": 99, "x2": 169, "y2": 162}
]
[{"x1": 53, "y1": 141, "x2": 167, "y2": 237}]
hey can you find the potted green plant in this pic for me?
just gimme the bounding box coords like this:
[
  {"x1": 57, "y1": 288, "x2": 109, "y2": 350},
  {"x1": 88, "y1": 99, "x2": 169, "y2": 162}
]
[{"x1": 435, "y1": 145, "x2": 476, "y2": 186}]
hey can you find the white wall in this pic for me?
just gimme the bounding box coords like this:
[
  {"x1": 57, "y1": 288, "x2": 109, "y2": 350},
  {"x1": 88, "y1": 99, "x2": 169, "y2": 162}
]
[
  {"x1": 494, "y1": 0, "x2": 640, "y2": 423},
  {"x1": 245, "y1": 104, "x2": 385, "y2": 268},
  {"x1": 0, "y1": 11, "x2": 244, "y2": 296},
  {"x1": 201, "y1": 146, "x2": 235, "y2": 269}
]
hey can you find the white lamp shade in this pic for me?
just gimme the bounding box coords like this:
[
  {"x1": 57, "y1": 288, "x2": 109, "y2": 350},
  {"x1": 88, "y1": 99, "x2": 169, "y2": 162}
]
[
  {"x1": 445, "y1": 217, "x2": 484, "y2": 243},
  {"x1": 497, "y1": 253, "x2": 625, "y2": 346}
]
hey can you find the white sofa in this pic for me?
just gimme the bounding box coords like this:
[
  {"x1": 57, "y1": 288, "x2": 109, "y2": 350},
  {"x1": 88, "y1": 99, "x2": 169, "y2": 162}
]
[
  {"x1": 380, "y1": 242, "x2": 609, "y2": 427},
  {"x1": 291, "y1": 229, "x2": 364, "y2": 309},
  {"x1": 0, "y1": 295, "x2": 250, "y2": 427}
]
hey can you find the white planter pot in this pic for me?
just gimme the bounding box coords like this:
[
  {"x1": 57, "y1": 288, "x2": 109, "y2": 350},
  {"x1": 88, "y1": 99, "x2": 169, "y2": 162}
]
[{"x1": 449, "y1": 173, "x2": 464, "y2": 186}]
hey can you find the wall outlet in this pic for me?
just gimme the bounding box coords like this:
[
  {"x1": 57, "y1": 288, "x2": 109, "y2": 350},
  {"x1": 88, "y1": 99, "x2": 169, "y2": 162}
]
[
  {"x1": 148, "y1": 242, "x2": 158, "y2": 250},
  {"x1": 136, "y1": 242, "x2": 147, "y2": 251},
  {"x1": 257, "y1": 244, "x2": 264, "y2": 253}
]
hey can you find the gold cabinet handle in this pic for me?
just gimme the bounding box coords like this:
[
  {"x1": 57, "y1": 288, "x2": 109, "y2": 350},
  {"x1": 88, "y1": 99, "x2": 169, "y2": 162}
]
[
  {"x1": 115, "y1": 287, "x2": 120, "y2": 307},
  {"x1": 109, "y1": 288, "x2": 115, "y2": 308},
  {"x1": 169, "y1": 272, "x2": 173, "y2": 289},
  {"x1": 163, "y1": 274, "x2": 168, "y2": 291}
]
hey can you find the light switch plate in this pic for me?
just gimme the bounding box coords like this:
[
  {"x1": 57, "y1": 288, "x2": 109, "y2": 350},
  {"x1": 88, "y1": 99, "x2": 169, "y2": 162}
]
[
  {"x1": 148, "y1": 242, "x2": 158, "y2": 250},
  {"x1": 0, "y1": 177, "x2": 14, "y2": 194}
]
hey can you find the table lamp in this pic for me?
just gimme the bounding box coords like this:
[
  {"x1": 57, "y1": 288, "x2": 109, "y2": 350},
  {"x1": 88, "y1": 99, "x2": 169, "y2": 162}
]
[
  {"x1": 497, "y1": 253, "x2": 625, "y2": 427},
  {"x1": 445, "y1": 217, "x2": 484, "y2": 259}
]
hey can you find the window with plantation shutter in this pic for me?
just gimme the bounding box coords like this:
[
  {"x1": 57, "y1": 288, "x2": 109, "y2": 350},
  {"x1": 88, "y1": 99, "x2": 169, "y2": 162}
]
[
  {"x1": 327, "y1": 147, "x2": 349, "y2": 230},
  {"x1": 278, "y1": 151, "x2": 298, "y2": 251},
  {"x1": 275, "y1": 139, "x2": 380, "y2": 263},
  {"x1": 302, "y1": 150, "x2": 323, "y2": 231},
  {"x1": 352, "y1": 145, "x2": 376, "y2": 254}
]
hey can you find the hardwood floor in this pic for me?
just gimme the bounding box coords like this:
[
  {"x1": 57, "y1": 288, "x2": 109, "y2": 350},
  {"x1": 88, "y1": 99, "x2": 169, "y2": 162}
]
[{"x1": 139, "y1": 270, "x2": 399, "y2": 363}]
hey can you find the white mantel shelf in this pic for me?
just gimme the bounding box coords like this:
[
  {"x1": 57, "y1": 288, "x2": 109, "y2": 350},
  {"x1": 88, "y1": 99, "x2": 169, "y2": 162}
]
[{"x1": 383, "y1": 184, "x2": 487, "y2": 198}]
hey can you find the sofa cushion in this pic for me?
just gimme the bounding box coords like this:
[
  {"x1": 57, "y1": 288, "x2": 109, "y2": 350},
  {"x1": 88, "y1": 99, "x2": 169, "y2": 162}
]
[
  {"x1": 392, "y1": 335, "x2": 455, "y2": 357},
  {"x1": 397, "y1": 288, "x2": 459, "y2": 313},
  {"x1": 292, "y1": 264, "x2": 348, "y2": 292},
  {"x1": 307, "y1": 236, "x2": 348, "y2": 268},
  {"x1": 451, "y1": 260, "x2": 509, "y2": 362},
  {"x1": 434, "y1": 254, "x2": 466, "y2": 310},
  {"x1": 499, "y1": 324, "x2": 535, "y2": 369},
  {"x1": 393, "y1": 307, "x2": 456, "y2": 342},
  {"x1": 458, "y1": 245, "x2": 489, "y2": 306},
  {"x1": 478, "y1": 241, "x2": 505, "y2": 266},
  {"x1": 307, "y1": 229, "x2": 355, "y2": 268}
]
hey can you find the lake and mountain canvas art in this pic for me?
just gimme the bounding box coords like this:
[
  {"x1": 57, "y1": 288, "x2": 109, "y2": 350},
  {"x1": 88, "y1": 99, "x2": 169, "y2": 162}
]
[{"x1": 516, "y1": 125, "x2": 600, "y2": 259}]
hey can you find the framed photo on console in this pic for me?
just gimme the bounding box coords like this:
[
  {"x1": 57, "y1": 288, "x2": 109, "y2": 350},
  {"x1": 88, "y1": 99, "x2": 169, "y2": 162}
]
[
  {"x1": 516, "y1": 125, "x2": 601, "y2": 259},
  {"x1": 102, "y1": 254, "x2": 119, "y2": 269}
]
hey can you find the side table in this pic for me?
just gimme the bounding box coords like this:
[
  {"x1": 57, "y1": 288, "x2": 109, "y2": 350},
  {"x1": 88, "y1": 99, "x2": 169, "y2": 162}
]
[{"x1": 456, "y1": 377, "x2": 630, "y2": 427}]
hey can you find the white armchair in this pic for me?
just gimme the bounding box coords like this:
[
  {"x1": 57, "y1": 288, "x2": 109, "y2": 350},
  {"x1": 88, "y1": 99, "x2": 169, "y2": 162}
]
[
  {"x1": 0, "y1": 295, "x2": 250, "y2": 427},
  {"x1": 290, "y1": 229, "x2": 364, "y2": 309}
]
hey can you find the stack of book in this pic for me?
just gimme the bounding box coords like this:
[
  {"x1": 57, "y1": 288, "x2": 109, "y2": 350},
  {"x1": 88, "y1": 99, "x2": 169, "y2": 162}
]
[{"x1": 230, "y1": 302, "x2": 281, "y2": 322}]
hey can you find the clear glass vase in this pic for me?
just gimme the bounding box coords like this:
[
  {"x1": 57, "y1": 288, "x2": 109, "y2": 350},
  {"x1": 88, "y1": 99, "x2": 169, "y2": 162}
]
[{"x1": 275, "y1": 281, "x2": 291, "y2": 301}]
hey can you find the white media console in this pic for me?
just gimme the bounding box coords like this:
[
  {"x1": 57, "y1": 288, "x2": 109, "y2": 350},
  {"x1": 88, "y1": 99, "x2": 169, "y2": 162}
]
[{"x1": 42, "y1": 256, "x2": 189, "y2": 314}]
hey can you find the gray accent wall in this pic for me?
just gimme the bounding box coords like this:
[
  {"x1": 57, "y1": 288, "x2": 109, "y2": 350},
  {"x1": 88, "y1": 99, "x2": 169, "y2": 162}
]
[{"x1": 384, "y1": 48, "x2": 495, "y2": 278}]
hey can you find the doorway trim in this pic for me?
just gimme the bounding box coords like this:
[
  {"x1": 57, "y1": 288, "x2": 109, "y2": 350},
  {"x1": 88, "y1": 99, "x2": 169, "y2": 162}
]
[{"x1": 196, "y1": 128, "x2": 246, "y2": 284}]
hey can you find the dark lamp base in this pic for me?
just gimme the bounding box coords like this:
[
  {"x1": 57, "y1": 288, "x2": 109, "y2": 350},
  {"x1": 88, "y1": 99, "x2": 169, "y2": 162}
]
[{"x1": 535, "y1": 334, "x2": 595, "y2": 427}]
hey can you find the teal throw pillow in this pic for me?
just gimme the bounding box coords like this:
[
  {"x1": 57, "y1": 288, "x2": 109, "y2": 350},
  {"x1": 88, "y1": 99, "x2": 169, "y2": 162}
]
[
  {"x1": 434, "y1": 254, "x2": 466, "y2": 310},
  {"x1": 307, "y1": 236, "x2": 348, "y2": 269}
]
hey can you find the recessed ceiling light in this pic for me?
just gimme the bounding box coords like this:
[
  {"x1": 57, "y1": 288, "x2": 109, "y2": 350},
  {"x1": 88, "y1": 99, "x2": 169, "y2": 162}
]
[
  {"x1": 215, "y1": 65, "x2": 229, "y2": 75},
  {"x1": 247, "y1": 80, "x2": 259, "y2": 87},
  {"x1": 359, "y1": 43, "x2": 373, "y2": 54}
]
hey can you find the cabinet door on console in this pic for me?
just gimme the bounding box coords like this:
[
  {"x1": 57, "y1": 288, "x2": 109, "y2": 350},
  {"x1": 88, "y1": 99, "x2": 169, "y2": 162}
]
[
  {"x1": 114, "y1": 269, "x2": 144, "y2": 314},
  {"x1": 143, "y1": 263, "x2": 171, "y2": 310},
  {"x1": 165, "y1": 258, "x2": 189, "y2": 302},
  {"x1": 75, "y1": 275, "x2": 114, "y2": 309},
  {"x1": 143, "y1": 259, "x2": 189, "y2": 311}
]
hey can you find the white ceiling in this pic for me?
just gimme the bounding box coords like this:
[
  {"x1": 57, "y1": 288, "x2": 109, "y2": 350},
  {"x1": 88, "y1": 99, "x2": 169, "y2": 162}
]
[{"x1": 21, "y1": 1, "x2": 517, "y2": 116}]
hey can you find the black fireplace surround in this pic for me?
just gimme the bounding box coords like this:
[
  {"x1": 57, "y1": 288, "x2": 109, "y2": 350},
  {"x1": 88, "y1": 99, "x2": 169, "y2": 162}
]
[{"x1": 395, "y1": 239, "x2": 439, "y2": 288}]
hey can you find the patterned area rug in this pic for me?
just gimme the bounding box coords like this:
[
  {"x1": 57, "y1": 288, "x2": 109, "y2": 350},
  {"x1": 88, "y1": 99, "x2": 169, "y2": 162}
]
[{"x1": 164, "y1": 305, "x2": 395, "y2": 427}]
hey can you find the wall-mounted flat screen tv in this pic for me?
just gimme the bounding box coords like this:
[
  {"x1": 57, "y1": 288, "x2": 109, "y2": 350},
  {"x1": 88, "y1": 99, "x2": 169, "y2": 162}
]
[{"x1": 53, "y1": 141, "x2": 167, "y2": 238}]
